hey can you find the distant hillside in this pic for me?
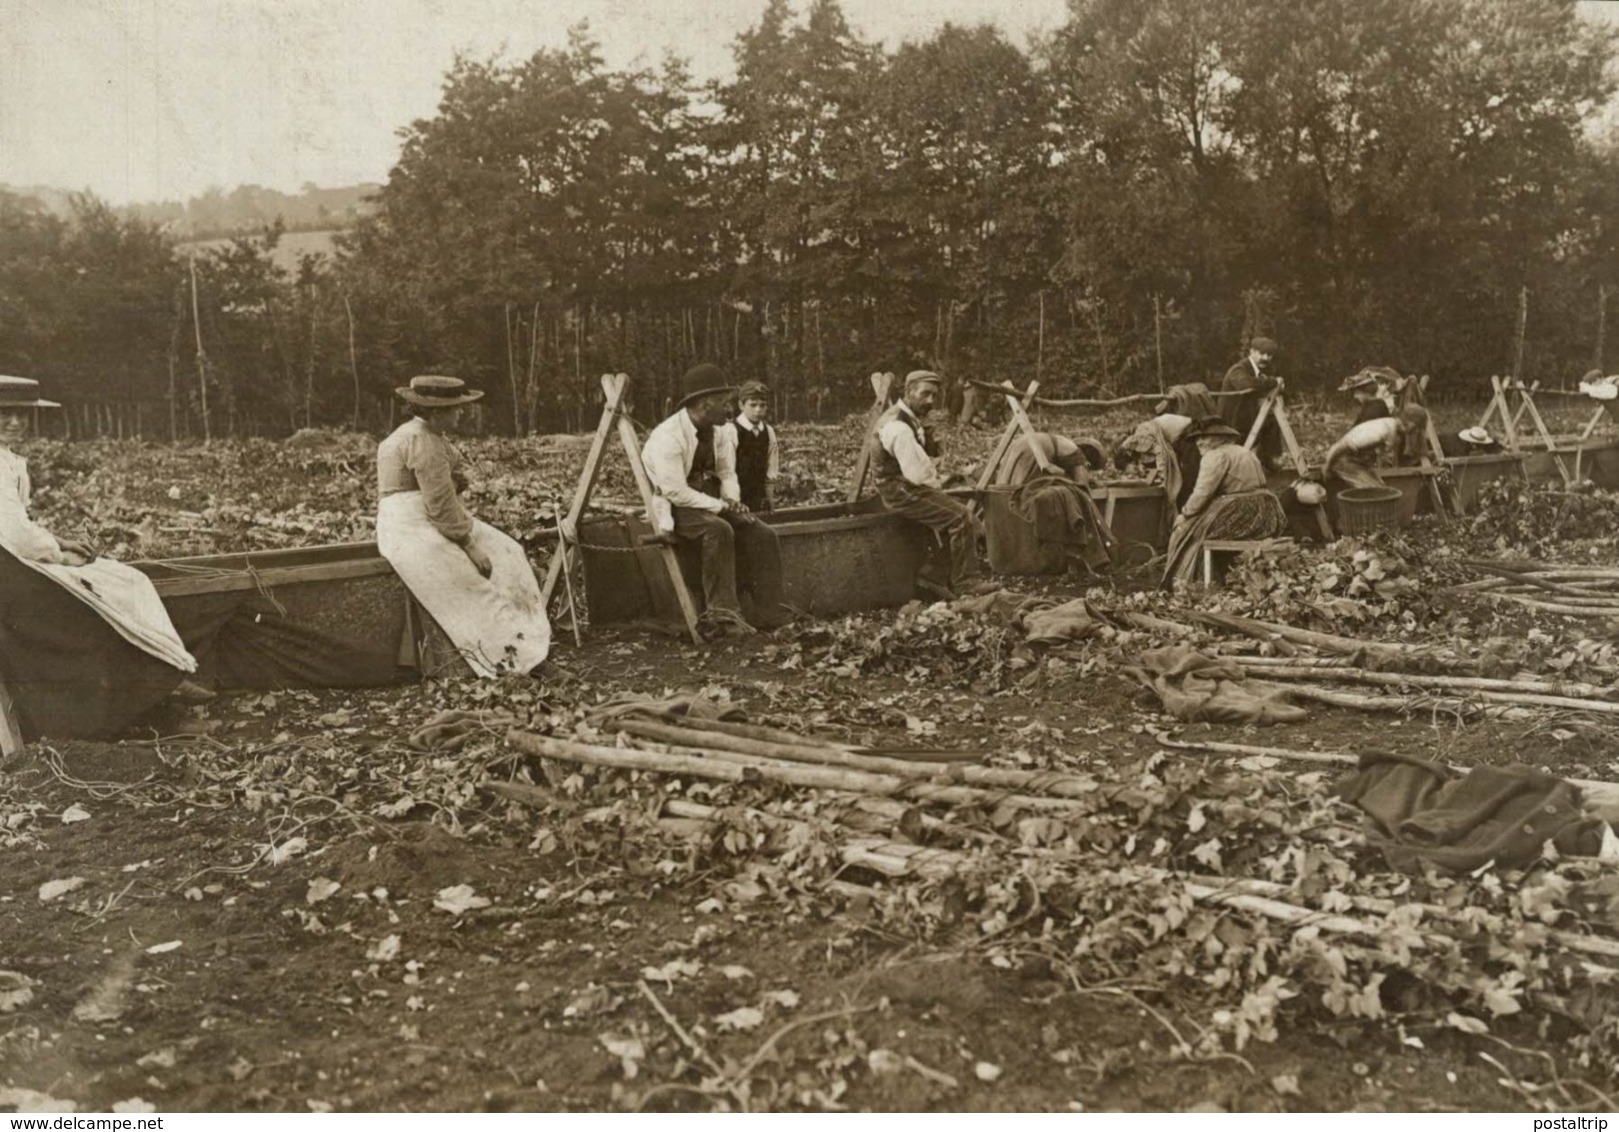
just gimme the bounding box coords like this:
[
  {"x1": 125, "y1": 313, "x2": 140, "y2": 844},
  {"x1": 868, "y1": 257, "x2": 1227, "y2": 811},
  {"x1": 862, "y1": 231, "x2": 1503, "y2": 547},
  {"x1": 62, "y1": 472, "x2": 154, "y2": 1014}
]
[
  {"x1": 0, "y1": 182, "x2": 378, "y2": 240},
  {"x1": 177, "y1": 228, "x2": 344, "y2": 275}
]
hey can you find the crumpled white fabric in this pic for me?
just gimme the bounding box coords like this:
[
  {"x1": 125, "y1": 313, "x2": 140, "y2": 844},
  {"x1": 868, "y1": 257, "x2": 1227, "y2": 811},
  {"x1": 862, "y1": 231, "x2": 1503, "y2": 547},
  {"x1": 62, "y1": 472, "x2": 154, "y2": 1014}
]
[{"x1": 1579, "y1": 375, "x2": 1619, "y2": 401}]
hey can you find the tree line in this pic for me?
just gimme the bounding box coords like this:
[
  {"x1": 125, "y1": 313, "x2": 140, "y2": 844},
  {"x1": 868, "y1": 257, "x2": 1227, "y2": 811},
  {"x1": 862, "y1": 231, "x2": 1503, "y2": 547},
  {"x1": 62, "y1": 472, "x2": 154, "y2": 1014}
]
[{"x1": 3, "y1": 0, "x2": 1617, "y2": 438}]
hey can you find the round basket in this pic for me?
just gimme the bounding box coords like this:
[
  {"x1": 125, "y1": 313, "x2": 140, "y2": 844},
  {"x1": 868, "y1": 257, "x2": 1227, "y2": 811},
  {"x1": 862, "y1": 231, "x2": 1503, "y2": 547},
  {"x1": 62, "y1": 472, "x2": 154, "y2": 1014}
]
[{"x1": 1335, "y1": 485, "x2": 1405, "y2": 535}]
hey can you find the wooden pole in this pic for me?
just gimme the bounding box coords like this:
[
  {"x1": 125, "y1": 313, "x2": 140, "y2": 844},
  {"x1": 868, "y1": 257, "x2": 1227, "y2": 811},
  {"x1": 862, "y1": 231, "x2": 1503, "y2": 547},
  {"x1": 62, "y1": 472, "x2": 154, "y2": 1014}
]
[
  {"x1": 1513, "y1": 285, "x2": 1528, "y2": 381},
  {"x1": 1036, "y1": 290, "x2": 1045, "y2": 382},
  {"x1": 342, "y1": 291, "x2": 361, "y2": 432},
  {"x1": 1153, "y1": 293, "x2": 1165, "y2": 394},
  {"x1": 188, "y1": 254, "x2": 210, "y2": 443},
  {"x1": 1597, "y1": 283, "x2": 1608, "y2": 376}
]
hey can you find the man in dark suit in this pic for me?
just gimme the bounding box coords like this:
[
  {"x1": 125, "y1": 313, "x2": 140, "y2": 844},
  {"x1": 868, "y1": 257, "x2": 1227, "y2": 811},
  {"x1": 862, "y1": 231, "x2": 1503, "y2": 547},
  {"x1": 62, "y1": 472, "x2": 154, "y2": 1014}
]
[{"x1": 1218, "y1": 336, "x2": 1283, "y2": 470}]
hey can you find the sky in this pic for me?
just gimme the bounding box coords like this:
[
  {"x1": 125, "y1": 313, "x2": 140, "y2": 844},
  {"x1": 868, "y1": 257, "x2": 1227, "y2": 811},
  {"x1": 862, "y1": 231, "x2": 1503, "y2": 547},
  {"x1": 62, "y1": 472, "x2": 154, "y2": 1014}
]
[
  {"x1": 1, "y1": 0, "x2": 1616, "y2": 206},
  {"x1": 0, "y1": 0, "x2": 1072, "y2": 204}
]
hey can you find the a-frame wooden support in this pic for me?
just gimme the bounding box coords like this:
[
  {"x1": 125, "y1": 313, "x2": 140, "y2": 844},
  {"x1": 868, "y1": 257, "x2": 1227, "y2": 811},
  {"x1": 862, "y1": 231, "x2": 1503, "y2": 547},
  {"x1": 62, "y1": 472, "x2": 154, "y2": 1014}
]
[
  {"x1": 540, "y1": 373, "x2": 703, "y2": 646},
  {"x1": 1244, "y1": 390, "x2": 1335, "y2": 541},
  {"x1": 1480, "y1": 375, "x2": 1572, "y2": 485},
  {"x1": 846, "y1": 372, "x2": 896, "y2": 502},
  {"x1": 974, "y1": 380, "x2": 1047, "y2": 489}
]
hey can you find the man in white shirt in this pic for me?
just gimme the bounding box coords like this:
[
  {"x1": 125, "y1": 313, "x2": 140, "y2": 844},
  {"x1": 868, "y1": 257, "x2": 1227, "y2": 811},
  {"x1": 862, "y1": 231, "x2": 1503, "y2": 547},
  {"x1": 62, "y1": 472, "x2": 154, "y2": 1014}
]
[
  {"x1": 874, "y1": 370, "x2": 995, "y2": 598},
  {"x1": 642, "y1": 364, "x2": 783, "y2": 634}
]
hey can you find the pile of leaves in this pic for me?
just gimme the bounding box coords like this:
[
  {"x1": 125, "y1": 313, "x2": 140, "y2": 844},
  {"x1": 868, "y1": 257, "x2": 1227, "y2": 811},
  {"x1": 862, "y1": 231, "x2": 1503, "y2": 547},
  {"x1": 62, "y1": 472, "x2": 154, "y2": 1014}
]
[
  {"x1": 1217, "y1": 534, "x2": 1430, "y2": 635},
  {"x1": 765, "y1": 602, "x2": 1025, "y2": 692},
  {"x1": 1464, "y1": 480, "x2": 1619, "y2": 561}
]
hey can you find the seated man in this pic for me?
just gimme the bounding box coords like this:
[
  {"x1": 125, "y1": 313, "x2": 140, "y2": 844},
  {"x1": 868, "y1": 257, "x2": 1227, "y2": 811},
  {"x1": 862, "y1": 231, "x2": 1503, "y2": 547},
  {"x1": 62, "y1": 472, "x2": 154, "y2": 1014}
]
[
  {"x1": 997, "y1": 431, "x2": 1115, "y2": 575},
  {"x1": 1440, "y1": 426, "x2": 1504, "y2": 458},
  {"x1": 874, "y1": 370, "x2": 996, "y2": 599},
  {"x1": 643, "y1": 364, "x2": 785, "y2": 636},
  {"x1": 717, "y1": 381, "x2": 779, "y2": 513},
  {"x1": 1323, "y1": 405, "x2": 1430, "y2": 490}
]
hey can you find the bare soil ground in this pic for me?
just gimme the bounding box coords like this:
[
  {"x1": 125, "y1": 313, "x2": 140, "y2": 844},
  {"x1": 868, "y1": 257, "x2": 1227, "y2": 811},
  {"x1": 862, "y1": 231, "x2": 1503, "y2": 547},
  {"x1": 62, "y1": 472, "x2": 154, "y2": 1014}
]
[{"x1": 4, "y1": 617, "x2": 1614, "y2": 1113}]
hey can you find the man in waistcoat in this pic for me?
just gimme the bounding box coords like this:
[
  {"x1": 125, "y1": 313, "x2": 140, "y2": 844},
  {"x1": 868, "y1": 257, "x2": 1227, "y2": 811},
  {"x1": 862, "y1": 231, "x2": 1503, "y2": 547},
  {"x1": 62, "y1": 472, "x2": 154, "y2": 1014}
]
[
  {"x1": 718, "y1": 381, "x2": 779, "y2": 512},
  {"x1": 875, "y1": 370, "x2": 996, "y2": 599},
  {"x1": 643, "y1": 364, "x2": 785, "y2": 635}
]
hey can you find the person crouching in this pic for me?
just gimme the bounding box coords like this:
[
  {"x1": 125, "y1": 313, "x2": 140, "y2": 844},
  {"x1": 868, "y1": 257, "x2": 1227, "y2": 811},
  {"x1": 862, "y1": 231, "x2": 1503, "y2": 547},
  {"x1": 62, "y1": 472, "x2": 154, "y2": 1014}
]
[{"x1": 875, "y1": 370, "x2": 996, "y2": 599}]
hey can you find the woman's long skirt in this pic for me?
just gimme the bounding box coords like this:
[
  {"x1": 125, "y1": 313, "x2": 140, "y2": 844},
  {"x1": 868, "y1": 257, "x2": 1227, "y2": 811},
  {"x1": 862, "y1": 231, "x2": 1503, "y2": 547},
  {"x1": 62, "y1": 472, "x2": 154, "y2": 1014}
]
[
  {"x1": 0, "y1": 547, "x2": 190, "y2": 739},
  {"x1": 1161, "y1": 490, "x2": 1287, "y2": 589},
  {"x1": 376, "y1": 492, "x2": 550, "y2": 678}
]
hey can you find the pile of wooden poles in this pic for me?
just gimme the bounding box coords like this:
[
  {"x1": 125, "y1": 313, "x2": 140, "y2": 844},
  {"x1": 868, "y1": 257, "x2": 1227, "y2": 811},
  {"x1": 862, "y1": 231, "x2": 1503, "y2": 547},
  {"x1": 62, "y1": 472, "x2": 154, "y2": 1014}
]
[
  {"x1": 1452, "y1": 558, "x2": 1619, "y2": 619},
  {"x1": 1154, "y1": 608, "x2": 1619, "y2": 723},
  {"x1": 501, "y1": 714, "x2": 1104, "y2": 881}
]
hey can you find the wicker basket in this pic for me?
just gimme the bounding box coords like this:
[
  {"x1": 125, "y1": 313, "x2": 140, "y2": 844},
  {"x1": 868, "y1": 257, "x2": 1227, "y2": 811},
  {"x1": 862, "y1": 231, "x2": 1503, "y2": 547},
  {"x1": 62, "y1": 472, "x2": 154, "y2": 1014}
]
[{"x1": 1335, "y1": 485, "x2": 1405, "y2": 535}]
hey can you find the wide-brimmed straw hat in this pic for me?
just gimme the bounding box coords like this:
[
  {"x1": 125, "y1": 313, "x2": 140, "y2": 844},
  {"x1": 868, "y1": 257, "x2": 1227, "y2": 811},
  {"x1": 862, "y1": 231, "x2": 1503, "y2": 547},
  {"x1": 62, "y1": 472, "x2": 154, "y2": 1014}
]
[
  {"x1": 1458, "y1": 426, "x2": 1494, "y2": 446},
  {"x1": 395, "y1": 375, "x2": 484, "y2": 408},
  {"x1": 1338, "y1": 371, "x2": 1378, "y2": 393},
  {"x1": 0, "y1": 375, "x2": 61, "y2": 409},
  {"x1": 1184, "y1": 416, "x2": 1243, "y2": 442},
  {"x1": 676, "y1": 364, "x2": 736, "y2": 410}
]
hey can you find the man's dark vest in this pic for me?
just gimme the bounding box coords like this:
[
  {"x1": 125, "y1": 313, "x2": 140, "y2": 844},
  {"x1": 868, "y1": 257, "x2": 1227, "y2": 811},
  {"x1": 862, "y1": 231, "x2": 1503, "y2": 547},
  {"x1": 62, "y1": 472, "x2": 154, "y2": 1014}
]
[
  {"x1": 875, "y1": 409, "x2": 940, "y2": 482},
  {"x1": 689, "y1": 424, "x2": 720, "y2": 496},
  {"x1": 733, "y1": 422, "x2": 772, "y2": 508}
]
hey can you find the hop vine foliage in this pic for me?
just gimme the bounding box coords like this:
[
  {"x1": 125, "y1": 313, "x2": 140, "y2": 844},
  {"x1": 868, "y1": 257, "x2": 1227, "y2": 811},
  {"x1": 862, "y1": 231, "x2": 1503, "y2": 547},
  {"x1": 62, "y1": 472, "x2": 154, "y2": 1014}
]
[{"x1": 1219, "y1": 535, "x2": 1427, "y2": 634}]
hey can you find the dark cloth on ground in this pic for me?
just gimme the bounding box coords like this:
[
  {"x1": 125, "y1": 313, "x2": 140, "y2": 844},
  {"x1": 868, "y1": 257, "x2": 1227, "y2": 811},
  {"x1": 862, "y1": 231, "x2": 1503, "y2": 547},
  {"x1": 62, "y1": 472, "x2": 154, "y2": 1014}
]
[
  {"x1": 0, "y1": 547, "x2": 184, "y2": 739},
  {"x1": 1009, "y1": 475, "x2": 1115, "y2": 573},
  {"x1": 878, "y1": 478, "x2": 984, "y2": 592},
  {"x1": 1123, "y1": 644, "x2": 1308, "y2": 725},
  {"x1": 1161, "y1": 382, "x2": 1218, "y2": 419},
  {"x1": 948, "y1": 590, "x2": 1103, "y2": 645},
  {"x1": 671, "y1": 505, "x2": 786, "y2": 626},
  {"x1": 1218, "y1": 360, "x2": 1282, "y2": 464},
  {"x1": 1334, "y1": 750, "x2": 1604, "y2": 872}
]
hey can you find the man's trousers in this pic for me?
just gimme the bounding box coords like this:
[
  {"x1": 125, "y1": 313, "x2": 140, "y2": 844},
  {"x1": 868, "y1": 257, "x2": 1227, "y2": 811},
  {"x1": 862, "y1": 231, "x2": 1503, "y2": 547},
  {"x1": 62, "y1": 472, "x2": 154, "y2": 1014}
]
[
  {"x1": 671, "y1": 507, "x2": 786, "y2": 626},
  {"x1": 877, "y1": 479, "x2": 984, "y2": 591}
]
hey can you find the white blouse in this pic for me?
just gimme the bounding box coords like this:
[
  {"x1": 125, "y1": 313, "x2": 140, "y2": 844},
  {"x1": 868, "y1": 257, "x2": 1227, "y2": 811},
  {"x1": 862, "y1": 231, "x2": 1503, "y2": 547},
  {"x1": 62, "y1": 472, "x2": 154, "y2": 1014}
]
[{"x1": 0, "y1": 445, "x2": 63, "y2": 562}]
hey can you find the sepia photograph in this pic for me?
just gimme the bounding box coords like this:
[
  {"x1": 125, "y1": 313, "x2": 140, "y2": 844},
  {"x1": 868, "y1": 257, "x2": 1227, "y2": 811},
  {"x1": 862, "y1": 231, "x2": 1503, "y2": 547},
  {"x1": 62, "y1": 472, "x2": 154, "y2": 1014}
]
[{"x1": 4, "y1": 0, "x2": 1619, "y2": 1116}]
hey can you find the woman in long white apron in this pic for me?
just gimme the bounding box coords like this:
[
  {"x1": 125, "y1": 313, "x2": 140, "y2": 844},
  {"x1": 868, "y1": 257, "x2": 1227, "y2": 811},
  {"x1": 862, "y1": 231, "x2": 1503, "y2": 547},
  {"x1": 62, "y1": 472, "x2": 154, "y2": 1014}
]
[
  {"x1": 376, "y1": 376, "x2": 549, "y2": 677},
  {"x1": 0, "y1": 377, "x2": 206, "y2": 740}
]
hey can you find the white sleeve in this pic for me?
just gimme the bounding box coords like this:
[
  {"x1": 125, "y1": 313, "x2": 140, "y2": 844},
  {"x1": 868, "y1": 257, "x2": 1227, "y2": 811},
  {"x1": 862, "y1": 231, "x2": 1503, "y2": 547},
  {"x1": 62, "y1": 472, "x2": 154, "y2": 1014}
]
[
  {"x1": 715, "y1": 423, "x2": 741, "y2": 503},
  {"x1": 879, "y1": 419, "x2": 940, "y2": 487},
  {"x1": 0, "y1": 460, "x2": 63, "y2": 562},
  {"x1": 642, "y1": 423, "x2": 724, "y2": 513},
  {"x1": 1343, "y1": 418, "x2": 1398, "y2": 451}
]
